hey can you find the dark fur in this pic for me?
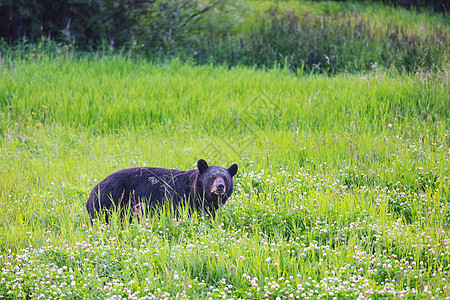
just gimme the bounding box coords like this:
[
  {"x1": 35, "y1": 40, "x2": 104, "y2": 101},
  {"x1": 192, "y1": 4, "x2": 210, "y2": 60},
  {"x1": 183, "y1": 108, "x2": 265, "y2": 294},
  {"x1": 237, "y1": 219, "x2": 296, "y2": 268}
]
[{"x1": 86, "y1": 159, "x2": 238, "y2": 223}]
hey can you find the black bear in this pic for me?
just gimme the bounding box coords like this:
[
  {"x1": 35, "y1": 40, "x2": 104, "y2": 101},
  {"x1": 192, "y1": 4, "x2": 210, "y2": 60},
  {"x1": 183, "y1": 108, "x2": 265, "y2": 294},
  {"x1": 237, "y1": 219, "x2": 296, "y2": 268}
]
[{"x1": 86, "y1": 159, "x2": 238, "y2": 223}]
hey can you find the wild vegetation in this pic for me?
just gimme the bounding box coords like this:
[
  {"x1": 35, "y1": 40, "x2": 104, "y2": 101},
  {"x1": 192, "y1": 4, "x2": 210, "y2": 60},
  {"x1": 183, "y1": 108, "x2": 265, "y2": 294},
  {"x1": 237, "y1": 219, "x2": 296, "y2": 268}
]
[{"x1": 1, "y1": 0, "x2": 448, "y2": 73}]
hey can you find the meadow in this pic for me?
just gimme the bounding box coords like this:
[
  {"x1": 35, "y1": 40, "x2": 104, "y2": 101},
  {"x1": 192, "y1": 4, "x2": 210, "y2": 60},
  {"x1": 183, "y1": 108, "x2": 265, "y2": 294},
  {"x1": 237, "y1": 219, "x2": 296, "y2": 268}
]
[{"x1": 0, "y1": 54, "x2": 449, "y2": 299}]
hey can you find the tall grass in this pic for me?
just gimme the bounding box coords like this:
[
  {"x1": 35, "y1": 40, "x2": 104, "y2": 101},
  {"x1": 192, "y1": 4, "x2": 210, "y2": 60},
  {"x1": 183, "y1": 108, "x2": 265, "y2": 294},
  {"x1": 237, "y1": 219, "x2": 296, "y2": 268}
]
[
  {"x1": 0, "y1": 56, "x2": 449, "y2": 298},
  {"x1": 1, "y1": 56, "x2": 448, "y2": 132}
]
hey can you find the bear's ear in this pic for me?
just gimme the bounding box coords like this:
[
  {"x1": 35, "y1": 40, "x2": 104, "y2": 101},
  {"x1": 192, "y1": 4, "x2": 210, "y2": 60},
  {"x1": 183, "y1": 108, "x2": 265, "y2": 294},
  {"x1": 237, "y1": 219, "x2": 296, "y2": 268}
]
[
  {"x1": 198, "y1": 159, "x2": 209, "y2": 173},
  {"x1": 228, "y1": 163, "x2": 238, "y2": 177}
]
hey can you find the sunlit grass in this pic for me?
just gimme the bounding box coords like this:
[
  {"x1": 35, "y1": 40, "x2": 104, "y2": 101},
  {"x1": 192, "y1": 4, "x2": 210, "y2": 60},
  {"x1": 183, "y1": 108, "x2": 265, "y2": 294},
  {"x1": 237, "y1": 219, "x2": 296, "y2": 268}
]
[{"x1": 243, "y1": 0, "x2": 450, "y2": 35}]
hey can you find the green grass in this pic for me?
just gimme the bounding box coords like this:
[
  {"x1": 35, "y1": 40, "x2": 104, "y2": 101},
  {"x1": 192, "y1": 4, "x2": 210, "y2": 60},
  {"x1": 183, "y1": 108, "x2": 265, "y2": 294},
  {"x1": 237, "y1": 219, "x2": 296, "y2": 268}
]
[
  {"x1": 243, "y1": 0, "x2": 450, "y2": 30},
  {"x1": 229, "y1": 0, "x2": 450, "y2": 35},
  {"x1": 0, "y1": 55, "x2": 449, "y2": 299}
]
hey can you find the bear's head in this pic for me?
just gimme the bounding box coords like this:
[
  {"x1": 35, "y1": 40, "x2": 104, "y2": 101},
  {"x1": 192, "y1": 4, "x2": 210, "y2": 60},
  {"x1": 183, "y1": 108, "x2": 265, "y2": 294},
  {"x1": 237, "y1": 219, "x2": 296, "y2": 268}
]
[{"x1": 196, "y1": 159, "x2": 238, "y2": 214}]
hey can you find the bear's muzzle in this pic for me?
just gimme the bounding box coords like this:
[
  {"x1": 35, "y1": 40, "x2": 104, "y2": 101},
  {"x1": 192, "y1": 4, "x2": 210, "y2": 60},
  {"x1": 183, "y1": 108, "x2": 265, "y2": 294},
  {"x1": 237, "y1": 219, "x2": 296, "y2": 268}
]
[{"x1": 211, "y1": 180, "x2": 226, "y2": 195}]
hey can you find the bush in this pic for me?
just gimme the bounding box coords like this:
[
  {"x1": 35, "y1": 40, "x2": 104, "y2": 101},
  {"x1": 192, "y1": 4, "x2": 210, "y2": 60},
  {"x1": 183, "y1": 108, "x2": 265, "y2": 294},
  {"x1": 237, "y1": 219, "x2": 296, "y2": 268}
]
[{"x1": 0, "y1": 0, "x2": 222, "y2": 49}]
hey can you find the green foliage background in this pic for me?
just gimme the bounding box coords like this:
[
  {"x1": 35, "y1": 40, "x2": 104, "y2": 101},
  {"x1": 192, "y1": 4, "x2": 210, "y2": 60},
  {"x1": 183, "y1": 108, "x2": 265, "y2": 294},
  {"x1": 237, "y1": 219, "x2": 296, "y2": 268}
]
[{"x1": 1, "y1": 0, "x2": 448, "y2": 73}]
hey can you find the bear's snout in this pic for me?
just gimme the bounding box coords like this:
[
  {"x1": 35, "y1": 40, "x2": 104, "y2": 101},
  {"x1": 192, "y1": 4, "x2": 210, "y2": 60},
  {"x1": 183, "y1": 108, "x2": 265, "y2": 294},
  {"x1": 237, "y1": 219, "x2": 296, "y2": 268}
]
[{"x1": 212, "y1": 178, "x2": 226, "y2": 195}]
